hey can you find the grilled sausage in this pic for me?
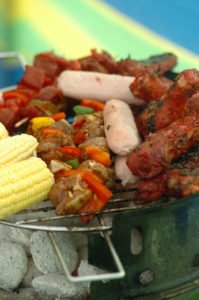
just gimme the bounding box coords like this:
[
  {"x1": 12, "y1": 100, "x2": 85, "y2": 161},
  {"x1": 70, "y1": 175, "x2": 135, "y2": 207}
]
[
  {"x1": 114, "y1": 155, "x2": 139, "y2": 185},
  {"x1": 57, "y1": 71, "x2": 145, "y2": 105},
  {"x1": 103, "y1": 99, "x2": 141, "y2": 155}
]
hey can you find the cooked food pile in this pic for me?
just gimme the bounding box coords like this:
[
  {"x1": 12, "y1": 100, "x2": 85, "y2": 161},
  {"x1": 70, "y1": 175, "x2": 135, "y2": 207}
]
[{"x1": 0, "y1": 49, "x2": 198, "y2": 221}]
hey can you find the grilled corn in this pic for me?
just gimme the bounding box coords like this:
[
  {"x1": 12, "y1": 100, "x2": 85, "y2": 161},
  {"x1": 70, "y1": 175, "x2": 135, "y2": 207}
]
[
  {"x1": 0, "y1": 134, "x2": 38, "y2": 166},
  {"x1": 0, "y1": 123, "x2": 8, "y2": 139},
  {"x1": 0, "y1": 157, "x2": 54, "y2": 219}
]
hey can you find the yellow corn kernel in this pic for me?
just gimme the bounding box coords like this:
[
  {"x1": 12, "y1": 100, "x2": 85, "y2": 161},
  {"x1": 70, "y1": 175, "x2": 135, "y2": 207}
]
[
  {"x1": 0, "y1": 134, "x2": 38, "y2": 166},
  {"x1": 31, "y1": 117, "x2": 55, "y2": 133},
  {"x1": 0, "y1": 157, "x2": 54, "y2": 219},
  {"x1": 0, "y1": 123, "x2": 8, "y2": 139}
]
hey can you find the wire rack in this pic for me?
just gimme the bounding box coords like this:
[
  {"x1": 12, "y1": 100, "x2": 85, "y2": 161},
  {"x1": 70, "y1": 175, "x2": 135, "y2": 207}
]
[{"x1": 0, "y1": 185, "x2": 165, "y2": 283}]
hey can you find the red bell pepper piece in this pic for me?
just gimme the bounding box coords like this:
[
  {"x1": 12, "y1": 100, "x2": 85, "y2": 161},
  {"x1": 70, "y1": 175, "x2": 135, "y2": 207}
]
[
  {"x1": 73, "y1": 130, "x2": 85, "y2": 144},
  {"x1": 73, "y1": 118, "x2": 85, "y2": 129},
  {"x1": 82, "y1": 171, "x2": 112, "y2": 202},
  {"x1": 80, "y1": 196, "x2": 105, "y2": 222},
  {"x1": 3, "y1": 90, "x2": 30, "y2": 105},
  {"x1": 58, "y1": 146, "x2": 81, "y2": 158}
]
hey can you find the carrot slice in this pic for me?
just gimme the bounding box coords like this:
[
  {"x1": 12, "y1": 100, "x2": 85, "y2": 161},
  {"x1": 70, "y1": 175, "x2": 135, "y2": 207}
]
[
  {"x1": 85, "y1": 146, "x2": 111, "y2": 167},
  {"x1": 51, "y1": 112, "x2": 66, "y2": 121},
  {"x1": 80, "y1": 99, "x2": 105, "y2": 111},
  {"x1": 82, "y1": 172, "x2": 112, "y2": 202}
]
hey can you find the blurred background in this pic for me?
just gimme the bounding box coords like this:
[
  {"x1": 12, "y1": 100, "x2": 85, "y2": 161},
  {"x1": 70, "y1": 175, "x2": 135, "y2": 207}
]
[{"x1": 0, "y1": 0, "x2": 199, "y2": 88}]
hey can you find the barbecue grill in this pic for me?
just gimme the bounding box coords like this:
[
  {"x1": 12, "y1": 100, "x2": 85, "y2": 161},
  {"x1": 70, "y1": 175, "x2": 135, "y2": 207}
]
[
  {"x1": 0, "y1": 52, "x2": 199, "y2": 300},
  {"x1": 1, "y1": 189, "x2": 199, "y2": 300}
]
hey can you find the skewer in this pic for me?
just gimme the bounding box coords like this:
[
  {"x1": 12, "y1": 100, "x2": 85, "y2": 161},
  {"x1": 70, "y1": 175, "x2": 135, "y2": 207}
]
[{"x1": 14, "y1": 117, "x2": 29, "y2": 128}]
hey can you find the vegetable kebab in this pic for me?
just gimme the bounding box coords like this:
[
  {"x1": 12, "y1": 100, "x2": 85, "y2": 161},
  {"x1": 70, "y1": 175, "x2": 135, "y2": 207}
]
[{"x1": 28, "y1": 100, "x2": 113, "y2": 222}]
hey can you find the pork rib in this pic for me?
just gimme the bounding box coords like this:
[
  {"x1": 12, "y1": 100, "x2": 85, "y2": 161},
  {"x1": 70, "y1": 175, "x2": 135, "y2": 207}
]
[
  {"x1": 127, "y1": 114, "x2": 199, "y2": 179},
  {"x1": 137, "y1": 69, "x2": 199, "y2": 137}
]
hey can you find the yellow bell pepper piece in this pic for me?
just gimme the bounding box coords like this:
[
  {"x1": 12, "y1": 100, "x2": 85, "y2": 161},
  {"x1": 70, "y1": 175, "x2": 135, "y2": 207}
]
[{"x1": 31, "y1": 117, "x2": 55, "y2": 133}]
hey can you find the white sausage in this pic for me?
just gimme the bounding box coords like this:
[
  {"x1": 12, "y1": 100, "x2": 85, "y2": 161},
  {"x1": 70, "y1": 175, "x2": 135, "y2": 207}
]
[
  {"x1": 57, "y1": 70, "x2": 145, "y2": 105},
  {"x1": 103, "y1": 99, "x2": 141, "y2": 155},
  {"x1": 115, "y1": 156, "x2": 139, "y2": 186}
]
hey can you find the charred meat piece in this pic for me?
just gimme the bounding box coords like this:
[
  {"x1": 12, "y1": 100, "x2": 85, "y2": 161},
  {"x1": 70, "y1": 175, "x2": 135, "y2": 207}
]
[
  {"x1": 73, "y1": 112, "x2": 105, "y2": 144},
  {"x1": 183, "y1": 93, "x2": 199, "y2": 117},
  {"x1": 37, "y1": 141, "x2": 64, "y2": 165},
  {"x1": 82, "y1": 112, "x2": 104, "y2": 140},
  {"x1": 35, "y1": 86, "x2": 62, "y2": 104},
  {"x1": 36, "y1": 126, "x2": 74, "y2": 165},
  {"x1": 37, "y1": 127, "x2": 73, "y2": 145},
  {"x1": 33, "y1": 52, "x2": 68, "y2": 77},
  {"x1": 137, "y1": 173, "x2": 167, "y2": 203},
  {"x1": 137, "y1": 146, "x2": 199, "y2": 202},
  {"x1": 117, "y1": 53, "x2": 177, "y2": 77},
  {"x1": 166, "y1": 168, "x2": 199, "y2": 198},
  {"x1": 130, "y1": 69, "x2": 173, "y2": 101},
  {"x1": 50, "y1": 174, "x2": 92, "y2": 214},
  {"x1": 51, "y1": 119, "x2": 73, "y2": 135},
  {"x1": 127, "y1": 114, "x2": 199, "y2": 179},
  {"x1": 137, "y1": 69, "x2": 199, "y2": 136},
  {"x1": 79, "y1": 49, "x2": 117, "y2": 74},
  {"x1": 20, "y1": 65, "x2": 45, "y2": 90},
  {"x1": 79, "y1": 137, "x2": 109, "y2": 153}
]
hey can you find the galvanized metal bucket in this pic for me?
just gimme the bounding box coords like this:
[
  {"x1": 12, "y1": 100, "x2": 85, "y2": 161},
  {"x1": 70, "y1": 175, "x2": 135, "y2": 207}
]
[{"x1": 89, "y1": 194, "x2": 199, "y2": 300}]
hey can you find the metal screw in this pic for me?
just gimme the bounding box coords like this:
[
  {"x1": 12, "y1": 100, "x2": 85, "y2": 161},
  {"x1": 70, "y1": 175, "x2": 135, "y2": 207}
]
[{"x1": 139, "y1": 269, "x2": 155, "y2": 286}]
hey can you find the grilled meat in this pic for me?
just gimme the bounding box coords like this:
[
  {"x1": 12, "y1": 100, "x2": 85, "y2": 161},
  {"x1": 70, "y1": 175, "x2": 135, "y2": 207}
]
[
  {"x1": 166, "y1": 168, "x2": 199, "y2": 198},
  {"x1": 79, "y1": 137, "x2": 109, "y2": 152},
  {"x1": 137, "y1": 146, "x2": 199, "y2": 202},
  {"x1": 36, "y1": 125, "x2": 74, "y2": 165},
  {"x1": 130, "y1": 69, "x2": 173, "y2": 101},
  {"x1": 137, "y1": 69, "x2": 199, "y2": 137},
  {"x1": 73, "y1": 112, "x2": 104, "y2": 145},
  {"x1": 117, "y1": 53, "x2": 177, "y2": 77},
  {"x1": 50, "y1": 174, "x2": 92, "y2": 215},
  {"x1": 127, "y1": 114, "x2": 199, "y2": 179},
  {"x1": 79, "y1": 49, "x2": 118, "y2": 74}
]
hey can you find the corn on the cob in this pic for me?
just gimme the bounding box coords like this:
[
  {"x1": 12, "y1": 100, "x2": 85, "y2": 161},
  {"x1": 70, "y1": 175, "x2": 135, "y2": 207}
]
[
  {"x1": 0, "y1": 157, "x2": 54, "y2": 219},
  {"x1": 0, "y1": 134, "x2": 38, "y2": 166},
  {"x1": 0, "y1": 123, "x2": 8, "y2": 139}
]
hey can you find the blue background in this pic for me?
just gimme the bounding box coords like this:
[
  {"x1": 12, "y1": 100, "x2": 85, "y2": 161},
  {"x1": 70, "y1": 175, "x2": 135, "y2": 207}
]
[{"x1": 105, "y1": 0, "x2": 199, "y2": 55}]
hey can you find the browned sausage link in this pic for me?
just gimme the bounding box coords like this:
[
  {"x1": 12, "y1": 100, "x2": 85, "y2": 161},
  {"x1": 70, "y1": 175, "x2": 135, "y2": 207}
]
[
  {"x1": 137, "y1": 69, "x2": 199, "y2": 137},
  {"x1": 127, "y1": 114, "x2": 199, "y2": 179}
]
